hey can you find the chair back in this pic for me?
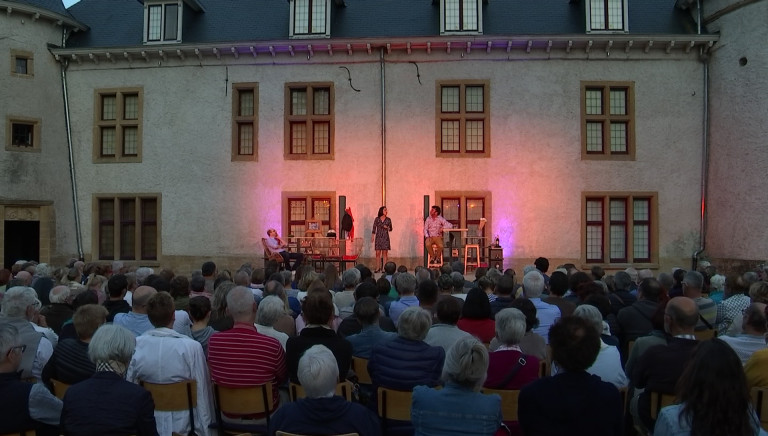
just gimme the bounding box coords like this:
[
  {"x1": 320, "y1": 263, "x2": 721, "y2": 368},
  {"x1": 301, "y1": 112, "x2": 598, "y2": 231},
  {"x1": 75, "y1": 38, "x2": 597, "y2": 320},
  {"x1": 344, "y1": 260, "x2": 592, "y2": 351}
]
[
  {"x1": 351, "y1": 357, "x2": 372, "y2": 384},
  {"x1": 481, "y1": 388, "x2": 520, "y2": 422},
  {"x1": 50, "y1": 378, "x2": 71, "y2": 400},
  {"x1": 693, "y1": 328, "x2": 717, "y2": 341},
  {"x1": 377, "y1": 386, "x2": 413, "y2": 421},
  {"x1": 289, "y1": 381, "x2": 353, "y2": 402},
  {"x1": 140, "y1": 380, "x2": 198, "y2": 436},
  {"x1": 213, "y1": 382, "x2": 275, "y2": 432},
  {"x1": 751, "y1": 386, "x2": 768, "y2": 431},
  {"x1": 262, "y1": 238, "x2": 283, "y2": 262},
  {"x1": 648, "y1": 390, "x2": 677, "y2": 420}
]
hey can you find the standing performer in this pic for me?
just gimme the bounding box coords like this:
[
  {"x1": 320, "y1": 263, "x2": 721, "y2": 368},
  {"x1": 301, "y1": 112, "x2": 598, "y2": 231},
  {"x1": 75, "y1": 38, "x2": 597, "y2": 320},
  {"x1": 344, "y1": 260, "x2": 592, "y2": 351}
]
[
  {"x1": 371, "y1": 206, "x2": 393, "y2": 273},
  {"x1": 424, "y1": 205, "x2": 453, "y2": 266}
]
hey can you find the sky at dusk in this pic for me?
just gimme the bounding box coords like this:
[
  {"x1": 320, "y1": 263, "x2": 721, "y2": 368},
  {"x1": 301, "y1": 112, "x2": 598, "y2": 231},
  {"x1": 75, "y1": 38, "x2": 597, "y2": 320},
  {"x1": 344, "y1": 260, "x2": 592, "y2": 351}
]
[{"x1": 63, "y1": 0, "x2": 78, "y2": 7}]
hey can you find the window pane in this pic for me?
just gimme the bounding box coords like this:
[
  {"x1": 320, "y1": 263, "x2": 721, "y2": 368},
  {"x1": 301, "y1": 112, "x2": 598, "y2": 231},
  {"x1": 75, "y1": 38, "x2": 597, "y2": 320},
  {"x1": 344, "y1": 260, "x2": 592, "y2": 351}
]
[
  {"x1": 99, "y1": 199, "x2": 115, "y2": 260},
  {"x1": 441, "y1": 120, "x2": 460, "y2": 152},
  {"x1": 102, "y1": 95, "x2": 116, "y2": 120},
  {"x1": 586, "y1": 122, "x2": 603, "y2": 152},
  {"x1": 15, "y1": 57, "x2": 28, "y2": 75},
  {"x1": 238, "y1": 123, "x2": 253, "y2": 155},
  {"x1": 164, "y1": 4, "x2": 178, "y2": 40},
  {"x1": 101, "y1": 127, "x2": 116, "y2": 156},
  {"x1": 609, "y1": 89, "x2": 627, "y2": 115},
  {"x1": 291, "y1": 89, "x2": 307, "y2": 116},
  {"x1": 124, "y1": 94, "x2": 139, "y2": 120},
  {"x1": 633, "y1": 199, "x2": 649, "y2": 221},
  {"x1": 141, "y1": 199, "x2": 157, "y2": 260},
  {"x1": 607, "y1": 0, "x2": 624, "y2": 30},
  {"x1": 610, "y1": 122, "x2": 627, "y2": 153},
  {"x1": 462, "y1": 0, "x2": 478, "y2": 31},
  {"x1": 239, "y1": 90, "x2": 254, "y2": 117},
  {"x1": 442, "y1": 86, "x2": 460, "y2": 113},
  {"x1": 313, "y1": 88, "x2": 330, "y2": 115},
  {"x1": 11, "y1": 123, "x2": 33, "y2": 147},
  {"x1": 148, "y1": 5, "x2": 162, "y2": 41},
  {"x1": 290, "y1": 122, "x2": 307, "y2": 154},
  {"x1": 294, "y1": 0, "x2": 309, "y2": 34},
  {"x1": 120, "y1": 199, "x2": 136, "y2": 260},
  {"x1": 465, "y1": 86, "x2": 483, "y2": 113},
  {"x1": 633, "y1": 224, "x2": 649, "y2": 260},
  {"x1": 609, "y1": 199, "x2": 625, "y2": 221},
  {"x1": 586, "y1": 225, "x2": 603, "y2": 261},
  {"x1": 465, "y1": 120, "x2": 484, "y2": 152},
  {"x1": 610, "y1": 224, "x2": 626, "y2": 260},
  {"x1": 123, "y1": 127, "x2": 138, "y2": 156},
  {"x1": 311, "y1": 0, "x2": 326, "y2": 33},
  {"x1": 441, "y1": 198, "x2": 460, "y2": 226},
  {"x1": 313, "y1": 198, "x2": 330, "y2": 222},
  {"x1": 466, "y1": 198, "x2": 483, "y2": 221},
  {"x1": 290, "y1": 200, "x2": 307, "y2": 222},
  {"x1": 590, "y1": 0, "x2": 605, "y2": 29},
  {"x1": 444, "y1": 0, "x2": 460, "y2": 31},
  {"x1": 585, "y1": 89, "x2": 603, "y2": 115},
  {"x1": 586, "y1": 199, "x2": 603, "y2": 221},
  {"x1": 313, "y1": 122, "x2": 330, "y2": 154}
]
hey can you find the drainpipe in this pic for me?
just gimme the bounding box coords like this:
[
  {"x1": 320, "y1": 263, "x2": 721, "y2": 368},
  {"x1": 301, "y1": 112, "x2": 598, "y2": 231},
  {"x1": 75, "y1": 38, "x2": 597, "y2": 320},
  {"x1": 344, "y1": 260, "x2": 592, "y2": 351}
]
[
  {"x1": 380, "y1": 48, "x2": 387, "y2": 205},
  {"x1": 60, "y1": 28, "x2": 84, "y2": 260},
  {"x1": 692, "y1": 0, "x2": 708, "y2": 271}
]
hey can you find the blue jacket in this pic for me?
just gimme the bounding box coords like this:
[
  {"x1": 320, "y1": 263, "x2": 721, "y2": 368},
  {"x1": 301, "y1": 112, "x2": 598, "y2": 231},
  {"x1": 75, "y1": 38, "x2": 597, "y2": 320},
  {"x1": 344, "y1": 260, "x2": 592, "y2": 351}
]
[
  {"x1": 368, "y1": 337, "x2": 444, "y2": 391},
  {"x1": 411, "y1": 383, "x2": 502, "y2": 436},
  {"x1": 268, "y1": 396, "x2": 381, "y2": 436}
]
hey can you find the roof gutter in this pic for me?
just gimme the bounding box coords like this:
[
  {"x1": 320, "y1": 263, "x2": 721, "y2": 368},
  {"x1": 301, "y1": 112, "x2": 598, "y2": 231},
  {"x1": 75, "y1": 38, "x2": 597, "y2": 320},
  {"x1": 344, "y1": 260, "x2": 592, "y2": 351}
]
[{"x1": 59, "y1": 27, "x2": 84, "y2": 260}]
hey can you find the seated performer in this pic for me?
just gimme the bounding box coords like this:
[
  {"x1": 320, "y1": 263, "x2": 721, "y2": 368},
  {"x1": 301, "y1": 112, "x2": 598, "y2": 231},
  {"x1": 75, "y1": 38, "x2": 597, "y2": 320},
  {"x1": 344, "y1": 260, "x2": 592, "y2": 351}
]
[
  {"x1": 265, "y1": 228, "x2": 304, "y2": 271},
  {"x1": 424, "y1": 206, "x2": 452, "y2": 266}
]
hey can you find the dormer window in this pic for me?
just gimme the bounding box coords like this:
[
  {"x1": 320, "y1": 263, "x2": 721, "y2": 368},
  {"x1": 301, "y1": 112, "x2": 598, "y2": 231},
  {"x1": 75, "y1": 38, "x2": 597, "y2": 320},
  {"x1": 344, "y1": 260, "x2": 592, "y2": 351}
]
[
  {"x1": 144, "y1": 1, "x2": 181, "y2": 43},
  {"x1": 440, "y1": 0, "x2": 482, "y2": 35},
  {"x1": 290, "y1": 0, "x2": 331, "y2": 38},
  {"x1": 586, "y1": 0, "x2": 628, "y2": 32}
]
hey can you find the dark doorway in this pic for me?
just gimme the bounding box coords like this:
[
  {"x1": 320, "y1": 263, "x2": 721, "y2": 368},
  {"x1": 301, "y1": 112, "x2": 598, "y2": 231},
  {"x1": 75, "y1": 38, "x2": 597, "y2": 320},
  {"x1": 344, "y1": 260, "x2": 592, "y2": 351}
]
[{"x1": 4, "y1": 220, "x2": 40, "y2": 269}]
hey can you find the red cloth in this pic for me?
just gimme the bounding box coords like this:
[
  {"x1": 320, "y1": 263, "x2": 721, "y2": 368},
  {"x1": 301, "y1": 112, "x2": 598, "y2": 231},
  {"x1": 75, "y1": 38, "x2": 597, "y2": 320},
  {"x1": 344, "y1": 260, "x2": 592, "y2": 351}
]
[
  {"x1": 345, "y1": 207, "x2": 355, "y2": 239},
  {"x1": 456, "y1": 318, "x2": 496, "y2": 343}
]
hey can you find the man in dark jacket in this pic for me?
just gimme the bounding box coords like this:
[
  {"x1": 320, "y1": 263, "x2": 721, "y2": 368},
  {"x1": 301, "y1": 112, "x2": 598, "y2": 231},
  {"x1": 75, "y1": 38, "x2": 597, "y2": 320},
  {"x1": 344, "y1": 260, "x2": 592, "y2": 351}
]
[
  {"x1": 268, "y1": 344, "x2": 381, "y2": 436},
  {"x1": 617, "y1": 278, "x2": 663, "y2": 349}
]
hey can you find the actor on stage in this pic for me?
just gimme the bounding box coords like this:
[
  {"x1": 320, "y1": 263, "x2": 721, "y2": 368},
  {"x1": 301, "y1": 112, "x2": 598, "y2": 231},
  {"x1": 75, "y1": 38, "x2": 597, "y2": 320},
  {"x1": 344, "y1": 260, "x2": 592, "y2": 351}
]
[
  {"x1": 371, "y1": 206, "x2": 393, "y2": 273},
  {"x1": 265, "y1": 229, "x2": 304, "y2": 271},
  {"x1": 424, "y1": 205, "x2": 452, "y2": 265}
]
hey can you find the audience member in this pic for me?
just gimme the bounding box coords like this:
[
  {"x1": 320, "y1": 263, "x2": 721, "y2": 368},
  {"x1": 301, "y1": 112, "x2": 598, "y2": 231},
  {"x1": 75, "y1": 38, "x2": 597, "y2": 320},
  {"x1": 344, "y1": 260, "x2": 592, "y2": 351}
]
[
  {"x1": 170, "y1": 275, "x2": 191, "y2": 311},
  {"x1": 113, "y1": 286, "x2": 156, "y2": 336},
  {"x1": 522, "y1": 271, "x2": 560, "y2": 344},
  {"x1": 485, "y1": 308, "x2": 539, "y2": 393},
  {"x1": 255, "y1": 295, "x2": 290, "y2": 350},
  {"x1": 188, "y1": 296, "x2": 216, "y2": 355},
  {"x1": 268, "y1": 345, "x2": 381, "y2": 436},
  {"x1": 425, "y1": 296, "x2": 472, "y2": 353},
  {"x1": 457, "y1": 288, "x2": 495, "y2": 343},
  {"x1": 617, "y1": 277, "x2": 664, "y2": 349},
  {"x1": 682, "y1": 270, "x2": 716, "y2": 331},
  {"x1": 61, "y1": 324, "x2": 158, "y2": 436},
  {"x1": 345, "y1": 297, "x2": 397, "y2": 358},
  {"x1": 0, "y1": 286, "x2": 53, "y2": 380},
  {"x1": 42, "y1": 304, "x2": 106, "y2": 387},
  {"x1": 654, "y1": 339, "x2": 766, "y2": 436},
  {"x1": 720, "y1": 302, "x2": 768, "y2": 364},
  {"x1": 104, "y1": 274, "x2": 131, "y2": 322},
  {"x1": 208, "y1": 287, "x2": 287, "y2": 419},
  {"x1": 388, "y1": 273, "x2": 420, "y2": 325},
  {"x1": 490, "y1": 275, "x2": 516, "y2": 315},
  {"x1": 624, "y1": 298, "x2": 670, "y2": 377},
  {"x1": 608, "y1": 271, "x2": 637, "y2": 316},
  {"x1": 519, "y1": 316, "x2": 622, "y2": 436},
  {"x1": 334, "y1": 268, "x2": 360, "y2": 311},
  {"x1": 0, "y1": 324, "x2": 61, "y2": 436},
  {"x1": 412, "y1": 336, "x2": 502, "y2": 436},
  {"x1": 127, "y1": 292, "x2": 213, "y2": 436},
  {"x1": 40, "y1": 285, "x2": 74, "y2": 334},
  {"x1": 542, "y1": 270, "x2": 575, "y2": 317}
]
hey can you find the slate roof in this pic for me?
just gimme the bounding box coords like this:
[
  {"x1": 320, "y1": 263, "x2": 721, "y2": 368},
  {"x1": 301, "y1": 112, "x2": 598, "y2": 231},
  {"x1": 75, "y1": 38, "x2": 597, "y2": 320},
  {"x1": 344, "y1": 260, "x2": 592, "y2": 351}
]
[
  {"x1": 65, "y1": 0, "x2": 702, "y2": 49},
  {"x1": 8, "y1": 0, "x2": 71, "y2": 16}
]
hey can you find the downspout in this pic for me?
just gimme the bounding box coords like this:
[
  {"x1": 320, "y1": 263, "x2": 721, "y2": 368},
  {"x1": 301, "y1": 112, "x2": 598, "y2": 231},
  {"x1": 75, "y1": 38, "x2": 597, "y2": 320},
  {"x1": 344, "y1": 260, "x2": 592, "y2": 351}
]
[
  {"x1": 380, "y1": 48, "x2": 387, "y2": 205},
  {"x1": 692, "y1": 0, "x2": 708, "y2": 270},
  {"x1": 60, "y1": 28, "x2": 84, "y2": 260}
]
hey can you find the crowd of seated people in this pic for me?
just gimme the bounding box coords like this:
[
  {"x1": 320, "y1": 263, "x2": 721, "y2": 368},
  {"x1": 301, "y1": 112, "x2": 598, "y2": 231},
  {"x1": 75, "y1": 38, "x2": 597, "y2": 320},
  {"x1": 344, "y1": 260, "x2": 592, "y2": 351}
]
[{"x1": 1, "y1": 257, "x2": 768, "y2": 436}]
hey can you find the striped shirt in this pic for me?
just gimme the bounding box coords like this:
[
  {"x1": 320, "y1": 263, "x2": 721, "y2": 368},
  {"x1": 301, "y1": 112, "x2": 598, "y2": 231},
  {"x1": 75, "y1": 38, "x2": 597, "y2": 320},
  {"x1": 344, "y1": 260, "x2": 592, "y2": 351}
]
[{"x1": 207, "y1": 323, "x2": 287, "y2": 409}]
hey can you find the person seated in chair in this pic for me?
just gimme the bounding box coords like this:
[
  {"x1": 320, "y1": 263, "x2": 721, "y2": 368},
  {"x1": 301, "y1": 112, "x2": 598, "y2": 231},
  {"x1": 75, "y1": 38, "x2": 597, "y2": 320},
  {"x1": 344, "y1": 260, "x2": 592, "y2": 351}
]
[
  {"x1": 268, "y1": 345, "x2": 381, "y2": 436},
  {"x1": 265, "y1": 228, "x2": 304, "y2": 271}
]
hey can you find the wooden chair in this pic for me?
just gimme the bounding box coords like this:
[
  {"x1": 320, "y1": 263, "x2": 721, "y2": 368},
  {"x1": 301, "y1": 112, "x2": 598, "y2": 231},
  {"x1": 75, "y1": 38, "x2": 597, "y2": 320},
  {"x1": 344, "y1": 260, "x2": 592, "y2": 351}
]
[
  {"x1": 140, "y1": 380, "x2": 198, "y2": 435},
  {"x1": 481, "y1": 388, "x2": 520, "y2": 422},
  {"x1": 50, "y1": 378, "x2": 71, "y2": 400},
  {"x1": 212, "y1": 382, "x2": 275, "y2": 435},
  {"x1": 288, "y1": 381, "x2": 353, "y2": 402},
  {"x1": 262, "y1": 238, "x2": 284, "y2": 265},
  {"x1": 377, "y1": 386, "x2": 413, "y2": 434},
  {"x1": 648, "y1": 390, "x2": 677, "y2": 420},
  {"x1": 276, "y1": 432, "x2": 358, "y2": 436},
  {"x1": 351, "y1": 356, "x2": 372, "y2": 384},
  {"x1": 0, "y1": 431, "x2": 36, "y2": 436},
  {"x1": 538, "y1": 358, "x2": 550, "y2": 378},
  {"x1": 693, "y1": 328, "x2": 717, "y2": 341},
  {"x1": 751, "y1": 386, "x2": 768, "y2": 431}
]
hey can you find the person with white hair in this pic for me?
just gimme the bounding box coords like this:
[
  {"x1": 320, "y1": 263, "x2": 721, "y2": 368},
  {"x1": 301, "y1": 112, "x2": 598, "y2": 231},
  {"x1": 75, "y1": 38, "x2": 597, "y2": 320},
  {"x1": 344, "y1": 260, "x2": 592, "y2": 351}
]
[
  {"x1": 60, "y1": 324, "x2": 158, "y2": 435},
  {"x1": 40, "y1": 285, "x2": 74, "y2": 335},
  {"x1": 0, "y1": 286, "x2": 53, "y2": 380},
  {"x1": 411, "y1": 336, "x2": 503, "y2": 436},
  {"x1": 708, "y1": 273, "x2": 726, "y2": 303},
  {"x1": 333, "y1": 268, "x2": 361, "y2": 310},
  {"x1": 255, "y1": 295, "x2": 290, "y2": 350},
  {"x1": 522, "y1": 270, "x2": 560, "y2": 344},
  {"x1": 268, "y1": 345, "x2": 381, "y2": 435},
  {"x1": 553, "y1": 305, "x2": 627, "y2": 388},
  {"x1": 0, "y1": 323, "x2": 62, "y2": 436},
  {"x1": 484, "y1": 308, "x2": 540, "y2": 390}
]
